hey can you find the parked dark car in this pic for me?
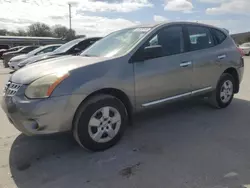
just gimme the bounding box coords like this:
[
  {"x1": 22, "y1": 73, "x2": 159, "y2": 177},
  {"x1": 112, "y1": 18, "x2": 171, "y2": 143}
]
[
  {"x1": 23, "y1": 37, "x2": 101, "y2": 67},
  {"x1": 0, "y1": 46, "x2": 23, "y2": 59},
  {"x1": 0, "y1": 44, "x2": 9, "y2": 50},
  {"x1": 2, "y1": 46, "x2": 39, "y2": 67}
]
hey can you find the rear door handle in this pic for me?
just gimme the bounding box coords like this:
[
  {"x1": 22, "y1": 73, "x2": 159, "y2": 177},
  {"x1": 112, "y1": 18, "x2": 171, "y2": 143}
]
[
  {"x1": 180, "y1": 61, "x2": 192, "y2": 67},
  {"x1": 218, "y1": 54, "x2": 226, "y2": 60}
]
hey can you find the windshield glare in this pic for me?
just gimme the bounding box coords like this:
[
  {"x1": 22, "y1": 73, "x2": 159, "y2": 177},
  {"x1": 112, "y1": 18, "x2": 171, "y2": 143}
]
[
  {"x1": 54, "y1": 39, "x2": 82, "y2": 53},
  {"x1": 81, "y1": 27, "x2": 151, "y2": 58}
]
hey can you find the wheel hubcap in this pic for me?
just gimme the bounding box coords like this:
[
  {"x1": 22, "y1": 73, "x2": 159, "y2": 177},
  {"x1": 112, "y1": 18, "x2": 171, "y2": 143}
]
[
  {"x1": 88, "y1": 106, "x2": 121, "y2": 143},
  {"x1": 220, "y1": 80, "x2": 233, "y2": 103}
]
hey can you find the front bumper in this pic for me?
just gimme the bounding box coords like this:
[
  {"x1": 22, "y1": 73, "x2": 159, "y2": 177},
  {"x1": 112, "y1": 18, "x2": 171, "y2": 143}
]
[
  {"x1": 1, "y1": 94, "x2": 86, "y2": 135},
  {"x1": 242, "y1": 50, "x2": 250, "y2": 55},
  {"x1": 238, "y1": 66, "x2": 244, "y2": 84}
]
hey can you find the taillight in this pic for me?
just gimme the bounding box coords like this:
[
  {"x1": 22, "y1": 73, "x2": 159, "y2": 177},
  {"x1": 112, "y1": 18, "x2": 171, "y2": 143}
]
[{"x1": 237, "y1": 47, "x2": 244, "y2": 57}]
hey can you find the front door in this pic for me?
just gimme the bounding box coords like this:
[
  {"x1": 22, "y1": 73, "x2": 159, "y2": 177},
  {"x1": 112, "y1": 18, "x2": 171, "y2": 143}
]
[{"x1": 134, "y1": 25, "x2": 193, "y2": 107}]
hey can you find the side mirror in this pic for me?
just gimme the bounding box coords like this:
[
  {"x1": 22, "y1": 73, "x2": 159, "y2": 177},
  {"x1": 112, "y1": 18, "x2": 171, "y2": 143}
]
[{"x1": 143, "y1": 45, "x2": 163, "y2": 60}]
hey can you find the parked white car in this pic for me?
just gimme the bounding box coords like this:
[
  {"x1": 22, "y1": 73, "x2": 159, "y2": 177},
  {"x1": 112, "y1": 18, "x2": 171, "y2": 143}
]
[
  {"x1": 8, "y1": 44, "x2": 61, "y2": 70},
  {"x1": 239, "y1": 43, "x2": 250, "y2": 56}
]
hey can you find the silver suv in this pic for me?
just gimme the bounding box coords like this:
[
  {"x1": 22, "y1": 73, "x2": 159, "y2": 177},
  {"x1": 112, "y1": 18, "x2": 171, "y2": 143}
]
[{"x1": 1, "y1": 22, "x2": 244, "y2": 151}]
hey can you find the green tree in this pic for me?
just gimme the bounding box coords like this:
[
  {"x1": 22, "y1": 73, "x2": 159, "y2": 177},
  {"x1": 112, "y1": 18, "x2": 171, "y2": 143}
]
[
  {"x1": 53, "y1": 25, "x2": 69, "y2": 38},
  {"x1": 65, "y1": 29, "x2": 76, "y2": 41},
  {"x1": 0, "y1": 29, "x2": 8, "y2": 36},
  {"x1": 27, "y1": 22, "x2": 52, "y2": 37},
  {"x1": 0, "y1": 23, "x2": 80, "y2": 39},
  {"x1": 52, "y1": 25, "x2": 77, "y2": 41},
  {"x1": 16, "y1": 29, "x2": 27, "y2": 36},
  {"x1": 245, "y1": 36, "x2": 250, "y2": 42}
]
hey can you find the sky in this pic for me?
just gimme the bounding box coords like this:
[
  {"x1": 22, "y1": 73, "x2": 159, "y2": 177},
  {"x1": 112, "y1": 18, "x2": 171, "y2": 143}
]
[{"x1": 0, "y1": 0, "x2": 250, "y2": 37}]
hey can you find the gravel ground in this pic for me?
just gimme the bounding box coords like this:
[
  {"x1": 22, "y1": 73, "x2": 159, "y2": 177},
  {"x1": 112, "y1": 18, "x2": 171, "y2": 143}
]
[{"x1": 0, "y1": 58, "x2": 250, "y2": 188}]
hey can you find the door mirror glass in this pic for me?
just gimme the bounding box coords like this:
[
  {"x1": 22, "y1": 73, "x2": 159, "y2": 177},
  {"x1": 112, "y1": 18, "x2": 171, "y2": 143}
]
[{"x1": 144, "y1": 45, "x2": 163, "y2": 60}]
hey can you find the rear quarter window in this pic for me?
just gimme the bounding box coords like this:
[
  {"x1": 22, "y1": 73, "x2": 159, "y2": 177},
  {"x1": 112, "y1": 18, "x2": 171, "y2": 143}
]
[{"x1": 211, "y1": 28, "x2": 227, "y2": 45}]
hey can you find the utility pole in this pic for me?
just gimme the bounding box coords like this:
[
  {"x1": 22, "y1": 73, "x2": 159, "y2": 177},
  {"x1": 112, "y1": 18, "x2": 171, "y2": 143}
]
[{"x1": 68, "y1": 3, "x2": 72, "y2": 31}]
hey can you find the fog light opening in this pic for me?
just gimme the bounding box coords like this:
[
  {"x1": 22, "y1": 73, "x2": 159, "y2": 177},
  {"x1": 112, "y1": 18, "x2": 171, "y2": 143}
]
[{"x1": 31, "y1": 121, "x2": 39, "y2": 130}]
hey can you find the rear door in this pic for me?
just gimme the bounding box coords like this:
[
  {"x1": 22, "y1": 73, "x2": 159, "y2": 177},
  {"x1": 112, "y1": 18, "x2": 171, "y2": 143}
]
[
  {"x1": 134, "y1": 25, "x2": 193, "y2": 107},
  {"x1": 183, "y1": 25, "x2": 222, "y2": 93}
]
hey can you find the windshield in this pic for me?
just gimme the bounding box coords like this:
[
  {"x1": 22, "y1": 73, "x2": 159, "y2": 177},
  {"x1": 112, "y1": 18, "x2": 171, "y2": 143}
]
[
  {"x1": 81, "y1": 27, "x2": 151, "y2": 58},
  {"x1": 241, "y1": 43, "x2": 250, "y2": 47},
  {"x1": 53, "y1": 39, "x2": 82, "y2": 53}
]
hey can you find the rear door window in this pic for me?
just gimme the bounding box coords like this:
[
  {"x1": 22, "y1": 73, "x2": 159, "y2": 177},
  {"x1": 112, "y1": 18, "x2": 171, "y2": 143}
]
[
  {"x1": 75, "y1": 41, "x2": 89, "y2": 50},
  {"x1": 78, "y1": 39, "x2": 98, "y2": 50},
  {"x1": 186, "y1": 26, "x2": 214, "y2": 51}
]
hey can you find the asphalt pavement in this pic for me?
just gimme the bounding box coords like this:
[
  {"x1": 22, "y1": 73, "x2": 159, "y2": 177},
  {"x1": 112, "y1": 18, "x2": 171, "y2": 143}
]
[{"x1": 0, "y1": 58, "x2": 250, "y2": 188}]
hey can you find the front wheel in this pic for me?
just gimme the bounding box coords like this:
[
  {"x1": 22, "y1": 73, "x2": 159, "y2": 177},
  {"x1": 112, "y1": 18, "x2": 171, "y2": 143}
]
[
  {"x1": 73, "y1": 95, "x2": 128, "y2": 151},
  {"x1": 209, "y1": 73, "x2": 235, "y2": 109}
]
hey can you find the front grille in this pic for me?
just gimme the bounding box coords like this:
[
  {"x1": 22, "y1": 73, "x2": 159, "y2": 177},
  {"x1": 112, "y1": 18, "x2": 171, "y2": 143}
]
[{"x1": 4, "y1": 81, "x2": 22, "y2": 96}]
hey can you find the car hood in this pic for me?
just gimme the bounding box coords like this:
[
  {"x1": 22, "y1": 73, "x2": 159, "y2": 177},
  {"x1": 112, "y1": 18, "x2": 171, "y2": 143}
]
[
  {"x1": 3, "y1": 51, "x2": 20, "y2": 56},
  {"x1": 21, "y1": 52, "x2": 54, "y2": 65},
  {"x1": 28, "y1": 52, "x2": 58, "y2": 64},
  {"x1": 10, "y1": 54, "x2": 27, "y2": 62},
  {"x1": 10, "y1": 56, "x2": 110, "y2": 84}
]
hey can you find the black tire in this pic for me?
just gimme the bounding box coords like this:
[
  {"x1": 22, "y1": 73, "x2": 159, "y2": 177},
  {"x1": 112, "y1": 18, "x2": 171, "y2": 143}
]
[
  {"x1": 73, "y1": 94, "x2": 128, "y2": 151},
  {"x1": 209, "y1": 73, "x2": 235, "y2": 109}
]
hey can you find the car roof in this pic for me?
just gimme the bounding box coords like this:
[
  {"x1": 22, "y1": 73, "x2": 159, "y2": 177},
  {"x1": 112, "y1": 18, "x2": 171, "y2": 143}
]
[
  {"x1": 129, "y1": 21, "x2": 226, "y2": 33},
  {"x1": 81, "y1": 37, "x2": 102, "y2": 41},
  {"x1": 43, "y1": 44, "x2": 62, "y2": 47}
]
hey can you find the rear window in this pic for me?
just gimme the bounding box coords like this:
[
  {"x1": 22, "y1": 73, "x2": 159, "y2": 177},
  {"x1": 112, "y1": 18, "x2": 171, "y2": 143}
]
[{"x1": 211, "y1": 28, "x2": 227, "y2": 44}]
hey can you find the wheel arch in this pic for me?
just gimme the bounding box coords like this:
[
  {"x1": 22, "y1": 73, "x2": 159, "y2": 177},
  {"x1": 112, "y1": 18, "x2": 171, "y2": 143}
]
[
  {"x1": 223, "y1": 67, "x2": 239, "y2": 93},
  {"x1": 72, "y1": 88, "x2": 134, "y2": 129}
]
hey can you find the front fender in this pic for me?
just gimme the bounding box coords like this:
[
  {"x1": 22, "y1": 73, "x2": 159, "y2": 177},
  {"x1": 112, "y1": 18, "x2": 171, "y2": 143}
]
[{"x1": 51, "y1": 57, "x2": 135, "y2": 108}]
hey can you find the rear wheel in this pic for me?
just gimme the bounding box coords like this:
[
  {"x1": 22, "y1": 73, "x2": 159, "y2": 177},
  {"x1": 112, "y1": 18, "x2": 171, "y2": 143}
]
[
  {"x1": 73, "y1": 95, "x2": 128, "y2": 151},
  {"x1": 209, "y1": 73, "x2": 235, "y2": 108}
]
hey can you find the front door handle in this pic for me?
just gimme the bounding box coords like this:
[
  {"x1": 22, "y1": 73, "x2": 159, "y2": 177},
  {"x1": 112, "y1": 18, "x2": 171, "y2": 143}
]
[
  {"x1": 218, "y1": 54, "x2": 226, "y2": 60},
  {"x1": 180, "y1": 61, "x2": 192, "y2": 67}
]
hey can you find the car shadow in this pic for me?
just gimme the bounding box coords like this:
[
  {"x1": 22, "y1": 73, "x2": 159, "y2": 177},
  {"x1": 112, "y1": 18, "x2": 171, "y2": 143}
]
[{"x1": 9, "y1": 97, "x2": 250, "y2": 188}]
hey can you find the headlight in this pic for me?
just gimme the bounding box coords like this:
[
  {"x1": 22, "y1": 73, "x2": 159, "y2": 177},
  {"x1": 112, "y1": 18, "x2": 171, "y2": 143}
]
[
  {"x1": 25, "y1": 73, "x2": 69, "y2": 99},
  {"x1": 18, "y1": 60, "x2": 28, "y2": 67}
]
